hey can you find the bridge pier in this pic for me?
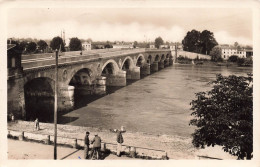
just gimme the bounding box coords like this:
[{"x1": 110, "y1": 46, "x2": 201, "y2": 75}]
[
  {"x1": 159, "y1": 61, "x2": 165, "y2": 70},
  {"x1": 169, "y1": 57, "x2": 174, "y2": 65},
  {"x1": 140, "y1": 63, "x2": 150, "y2": 76},
  {"x1": 105, "y1": 70, "x2": 126, "y2": 86},
  {"x1": 151, "y1": 62, "x2": 158, "y2": 72},
  {"x1": 8, "y1": 77, "x2": 26, "y2": 120},
  {"x1": 126, "y1": 66, "x2": 140, "y2": 80},
  {"x1": 164, "y1": 58, "x2": 170, "y2": 67},
  {"x1": 59, "y1": 85, "x2": 75, "y2": 111},
  {"x1": 94, "y1": 76, "x2": 106, "y2": 95}
]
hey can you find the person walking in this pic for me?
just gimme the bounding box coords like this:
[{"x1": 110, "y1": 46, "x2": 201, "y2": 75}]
[
  {"x1": 116, "y1": 129, "x2": 124, "y2": 157},
  {"x1": 91, "y1": 134, "x2": 101, "y2": 160},
  {"x1": 34, "y1": 118, "x2": 40, "y2": 131},
  {"x1": 84, "y1": 131, "x2": 90, "y2": 159}
]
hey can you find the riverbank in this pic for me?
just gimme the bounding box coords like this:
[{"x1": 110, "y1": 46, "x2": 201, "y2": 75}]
[
  {"x1": 8, "y1": 120, "x2": 236, "y2": 160},
  {"x1": 176, "y1": 59, "x2": 252, "y2": 68}
]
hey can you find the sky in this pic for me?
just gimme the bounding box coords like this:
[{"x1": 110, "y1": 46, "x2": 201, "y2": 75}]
[{"x1": 7, "y1": 7, "x2": 252, "y2": 45}]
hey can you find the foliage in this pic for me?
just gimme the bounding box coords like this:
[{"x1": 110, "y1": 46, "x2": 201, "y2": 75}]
[
  {"x1": 37, "y1": 40, "x2": 48, "y2": 51},
  {"x1": 237, "y1": 58, "x2": 253, "y2": 67},
  {"x1": 182, "y1": 29, "x2": 218, "y2": 54},
  {"x1": 182, "y1": 30, "x2": 201, "y2": 53},
  {"x1": 19, "y1": 41, "x2": 28, "y2": 52},
  {"x1": 50, "y1": 36, "x2": 65, "y2": 52},
  {"x1": 177, "y1": 55, "x2": 192, "y2": 64},
  {"x1": 237, "y1": 58, "x2": 245, "y2": 66},
  {"x1": 190, "y1": 74, "x2": 253, "y2": 159},
  {"x1": 229, "y1": 55, "x2": 238, "y2": 62},
  {"x1": 200, "y1": 30, "x2": 218, "y2": 55},
  {"x1": 155, "y1": 37, "x2": 164, "y2": 49},
  {"x1": 133, "y1": 41, "x2": 138, "y2": 48},
  {"x1": 104, "y1": 41, "x2": 113, "y2": 48},
  {"x1": 210, "y1": 46, "x2": 222, "y2": 62},
  {"x1": 26, "y1": 42, "x2": 37, "y2": 53},
  {"x1": 69, "y1": 37, "x2": 82, "y2": 51}
]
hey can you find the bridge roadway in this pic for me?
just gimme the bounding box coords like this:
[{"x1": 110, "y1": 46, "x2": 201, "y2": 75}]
[{"x1": 22, "y1": 48, "x2": 147, "y2": 70}]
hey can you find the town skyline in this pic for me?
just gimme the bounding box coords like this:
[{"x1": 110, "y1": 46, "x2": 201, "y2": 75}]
[{"x1": 7, "y1": 8, "x2": 252, "y2": 45}]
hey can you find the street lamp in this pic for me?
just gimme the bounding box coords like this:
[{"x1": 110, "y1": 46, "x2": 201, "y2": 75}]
[{"x1": 54, "y1": 49, "x2": 58, "y2": 159}]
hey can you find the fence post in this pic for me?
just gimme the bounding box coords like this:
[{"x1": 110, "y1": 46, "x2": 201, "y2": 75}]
[
  {"x1": 130, "y1": 146, "x2": 136, "y2": 158},
  {"x1": 45, "y1": 135, "x2": 50, "y2": 145},
  {"x1": 19, "y1": 131, "x2": 24, "y2": 141},
  {"x1": 73, "y1": 139, "x2": 77, "y2": 148}
]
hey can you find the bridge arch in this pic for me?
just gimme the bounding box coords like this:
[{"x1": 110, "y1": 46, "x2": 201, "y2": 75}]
[
  {"x1": 160, "y1": 54, "x2": 165, "y2": 61},
  {"x1": 136, "y1": 54, "x2": 145, "y2": 67},
  {"x1": 24, "y1": 77, "x2": 54, "y2": 122},
  {"x1": 68, "y1": 68, "x2": 93, "y2": 86},
  {"x1": 121, "y1": 56, "x2": 135, "y2": 70},
  {"x1": 148, "y1": 55, "x2": 152, "y2": 64},
  {"x1": 155, "y1": 55, "x2": 160, "y2": 62},
  {"x1": 101, "y1": 59, "x2": 120, "y2": 75}
]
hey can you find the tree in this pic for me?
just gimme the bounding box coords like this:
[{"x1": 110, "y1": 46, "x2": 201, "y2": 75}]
[
  {"x1": 210, "y1": 45, "x2": 222, "y2": 62},
  {"x1": 26, "y1": 42, "x2": 37, "y2": 53},
  {"x1": 234, "y1": 42, "x2": 241, "y2": 50},
  {"x1": 200, "y1": 30, "x2": 218, "y2": 55},
  {"x1": 69, "y1": 37, "x2": 82, "y2": 51},
  {"x1": 182, "y1": 30, "x2": 201, "y2": 53},
  {"x1": 37, "y1": 40, "x2": 48, "y2": 52},
  {"x1": 50, "y1": 36, "x2": 65, "y2": 52},
  {"x1": 182, "y1": 29, "x2": 218, "y2": 54},
  {"x1": 155, "y1": 36, "x2": 164, "y2": 49},
  {"x1": 86, "y1": 38, "x2": 93, "y2": 43},
  {"x1": 190, "y1": 74, "x2": 253, "y2": 159},
  {"x1": 104, "y1": 41, "x2": 113, "y2": 48},
  {"x1": 133, "y1": 41, "x2": 138, "y2": 48}
]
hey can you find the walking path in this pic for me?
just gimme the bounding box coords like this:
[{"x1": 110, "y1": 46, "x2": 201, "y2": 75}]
[{"x1": 8, "y1": 139, "x2": 132, "y2": 160}]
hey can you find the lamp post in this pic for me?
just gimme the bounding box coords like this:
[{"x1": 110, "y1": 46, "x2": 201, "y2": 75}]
[{"x1": 54, "y1": 49, "x2": 58, "y2": 159}]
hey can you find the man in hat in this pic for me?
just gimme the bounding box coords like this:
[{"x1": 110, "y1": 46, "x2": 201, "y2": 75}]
[
  {"x1": 91, "y1": 133, "x2": 102, "y2": 160},
  {"x1": 84, "y1": 131, "x2": 90, "y2": 159}
]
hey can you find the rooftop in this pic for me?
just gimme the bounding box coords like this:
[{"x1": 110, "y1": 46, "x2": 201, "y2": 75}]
[{"x1": 7, "y1": 44, "x2": 16, "y2": 50}]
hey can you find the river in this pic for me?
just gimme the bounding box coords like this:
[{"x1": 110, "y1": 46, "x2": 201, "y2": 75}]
[{"x1": 59, "y1": 64, "x2": 252, "y2": 138}]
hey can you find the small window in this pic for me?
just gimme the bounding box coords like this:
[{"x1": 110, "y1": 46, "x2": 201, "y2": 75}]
[
  {"x1": 224, "y1": 55, "x2": 226, "y2": 58},
  {"x1": 11, "y1": 57, "x2": 15, "y2": 68}
]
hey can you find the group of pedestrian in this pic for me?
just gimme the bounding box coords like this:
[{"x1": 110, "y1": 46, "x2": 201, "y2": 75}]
[
  {"x1": 84, "y1": 131, "x2": 102, "y2": 160},
  {"x1": 84, "y1": 127, "x2": 125, "y2": 160}
]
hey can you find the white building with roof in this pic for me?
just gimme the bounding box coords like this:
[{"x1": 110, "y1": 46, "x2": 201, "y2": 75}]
[
  {"x1": 82, "y1": 42, "x2": 91, "y2": 51},
  {"x1": 221, "y1": 46, "x2": 246, "y2": 60}
]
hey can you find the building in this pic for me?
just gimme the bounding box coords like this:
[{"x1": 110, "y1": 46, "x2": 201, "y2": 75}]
[
  {"x1": 7, "y1": 44, "x2": 23, "y2": 77},
  {"x1": 82, "y1": 42, "x2": 91, "y2": 51},
  {"x1": 149, "y1": 44, "x2": 155, "y2": 49},
  {"x1": 220, "y1": 45, "x2": 247, "y2": 60},
  {"x1": 112, "y1": 42, "x2": 133, "y2": 49}
]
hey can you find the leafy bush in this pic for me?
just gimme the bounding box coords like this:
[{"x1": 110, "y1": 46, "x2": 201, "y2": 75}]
[
  {"x1": 229, "y1": 55, "x2": 238, "y2": 62},
  {"x1": 190, "y1": 74, "x2": 253, "y2": 159}
]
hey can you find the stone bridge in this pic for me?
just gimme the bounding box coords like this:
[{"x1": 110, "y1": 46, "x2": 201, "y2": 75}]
[{"x1": 8, "y1": 48, "x2": 174, "y2": 121}]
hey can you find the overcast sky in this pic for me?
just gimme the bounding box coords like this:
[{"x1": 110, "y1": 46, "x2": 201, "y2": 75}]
[{"x1": 7, "y1": 8, "x2": 252, "y2": 45}]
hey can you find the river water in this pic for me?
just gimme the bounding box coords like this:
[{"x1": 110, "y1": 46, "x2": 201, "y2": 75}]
[{"x1": 61, "y1": 64, "x2": 252, "y2": 138}]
